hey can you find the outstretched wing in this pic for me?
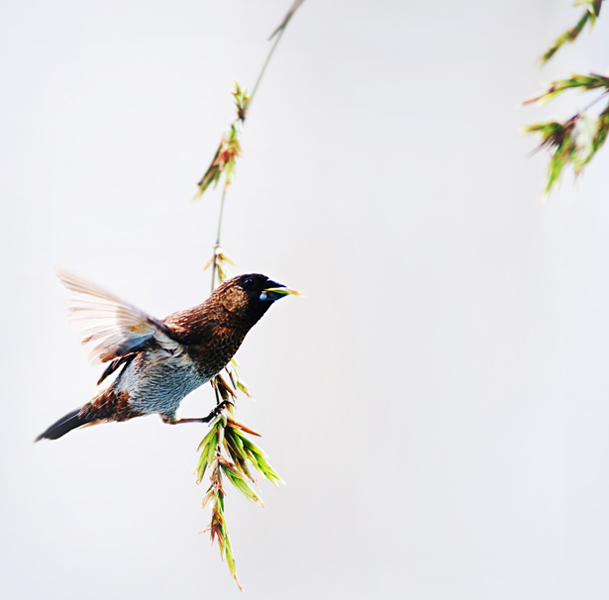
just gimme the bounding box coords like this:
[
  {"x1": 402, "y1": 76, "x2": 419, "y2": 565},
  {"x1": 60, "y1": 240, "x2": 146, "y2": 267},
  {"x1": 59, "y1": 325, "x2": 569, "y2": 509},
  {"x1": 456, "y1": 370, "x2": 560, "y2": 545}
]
[{"x1": 56, "y1": 270, "x2": 184, "y2": 367}]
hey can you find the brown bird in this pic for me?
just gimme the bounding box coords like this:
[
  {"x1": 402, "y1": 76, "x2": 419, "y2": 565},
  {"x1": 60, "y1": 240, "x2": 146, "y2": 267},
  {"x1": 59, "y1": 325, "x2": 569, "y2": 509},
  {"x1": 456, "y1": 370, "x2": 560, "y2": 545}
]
[{"x1": 36, "y1": 271, "x2": 298, "y2": 441}]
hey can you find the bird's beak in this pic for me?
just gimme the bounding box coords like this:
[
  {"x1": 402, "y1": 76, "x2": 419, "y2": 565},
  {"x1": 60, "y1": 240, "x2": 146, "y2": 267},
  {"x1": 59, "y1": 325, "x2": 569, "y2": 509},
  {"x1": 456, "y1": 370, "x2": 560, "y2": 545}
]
[{"x1": 259, "y1": 280, "x2": 304, "y2": 302}]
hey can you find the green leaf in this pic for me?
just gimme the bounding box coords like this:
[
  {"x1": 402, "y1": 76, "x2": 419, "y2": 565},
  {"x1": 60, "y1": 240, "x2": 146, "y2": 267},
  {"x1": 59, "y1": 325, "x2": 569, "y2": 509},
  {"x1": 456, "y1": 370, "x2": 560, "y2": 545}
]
[
  {"x1": 224, "y1": 430, "x2": 254, "y2": 481},
  {"x1": 206, "y1": 433, "x2": 217, "y2": 468},
  {"x1": 575, "y1": 0, "x2": 603, "y2": 20},
  {"x1": 240, "y1": 436, "x2": 285, "y2": 487},
  {"x1": 223, "y1": 534, "x2": 242, "y2": 590},
  {"x1": 193, "y1": 141, "x2": 224, "y2": 200},
  {"x1": 197, "y1": 421, "x2": 219, "y2": 452},
  {"x1": 224, "y1": 428, "x2": 248, "y2": 462},
  {"x1": 589, "y1": 102, "x2": 609, "y2": 158},
  {"x1": 540, "y1": 11, "x2": 590, "y2": 65},
  {"x1": 539, "y1": 1, "x2": 603, "y2": 66},
  {"x1": 221, "y1": 464, "x2": 264, "y2": 506},
  {"x1": 574, "y1": 112, "x2": 596, "y2": 172},
  {"x1": 522, "y1": 74, "x2": 609, "y2": 107},
  {"x1": 196, "y1": 426, "x2": 219, "y2": 482},
  {"x1": 232, "y1": 80, "x2": 251, "y2": 122}
]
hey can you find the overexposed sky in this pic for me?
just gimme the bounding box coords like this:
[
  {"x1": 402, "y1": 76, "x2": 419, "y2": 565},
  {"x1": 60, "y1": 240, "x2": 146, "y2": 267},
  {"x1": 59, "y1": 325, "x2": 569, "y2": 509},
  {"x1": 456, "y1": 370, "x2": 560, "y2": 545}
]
[{"x1": 2, "y1": 1, "x2": 609, "y2": 598}]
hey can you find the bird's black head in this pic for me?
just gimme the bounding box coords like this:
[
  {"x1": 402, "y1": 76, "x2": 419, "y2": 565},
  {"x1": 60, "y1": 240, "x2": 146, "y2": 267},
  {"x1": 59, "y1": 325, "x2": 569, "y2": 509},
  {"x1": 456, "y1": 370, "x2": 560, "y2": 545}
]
[
  {"x1": 236, "y1": 273, "x2": 286, "y2": 301},
  {"x1": 215, "y1": 273, "x2": 298, "y2": 328}
]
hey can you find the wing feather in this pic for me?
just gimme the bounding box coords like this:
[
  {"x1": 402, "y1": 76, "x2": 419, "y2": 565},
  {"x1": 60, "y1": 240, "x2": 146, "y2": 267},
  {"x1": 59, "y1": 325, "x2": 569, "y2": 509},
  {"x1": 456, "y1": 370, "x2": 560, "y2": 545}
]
[{"x1": 56, "y1": 270, "x2": 184, "y2": 365}]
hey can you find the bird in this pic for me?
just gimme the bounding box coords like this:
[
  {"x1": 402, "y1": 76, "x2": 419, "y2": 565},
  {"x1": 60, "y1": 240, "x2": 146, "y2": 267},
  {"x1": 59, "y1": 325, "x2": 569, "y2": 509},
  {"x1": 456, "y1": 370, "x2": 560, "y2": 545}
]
[{"x1": 36, "y1": 271, "x2": 298, "y2": 441}]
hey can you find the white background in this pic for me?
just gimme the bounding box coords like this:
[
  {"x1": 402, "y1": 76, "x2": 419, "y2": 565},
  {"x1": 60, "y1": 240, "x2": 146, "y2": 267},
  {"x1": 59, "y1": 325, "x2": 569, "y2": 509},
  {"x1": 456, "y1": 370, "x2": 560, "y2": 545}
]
[{"x1": 2, "y1": 1, "x2": 609, "y2": 598}]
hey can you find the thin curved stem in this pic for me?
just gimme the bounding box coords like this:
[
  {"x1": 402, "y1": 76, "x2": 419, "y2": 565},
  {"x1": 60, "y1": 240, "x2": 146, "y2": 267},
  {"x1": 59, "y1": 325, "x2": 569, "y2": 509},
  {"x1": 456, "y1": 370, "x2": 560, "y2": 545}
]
[
  {"x1": 582, "y1": 89, "x2": 609, "y2": 113},
  {"x1": 209, "y1": 2, "x2": 303, "y2": 292},
  {"x1": 211, "y1": 186, "x2": 227, "y2": 292},
  {"x1": 249, "y1": 25, "x2": 286, "y2": 109}
]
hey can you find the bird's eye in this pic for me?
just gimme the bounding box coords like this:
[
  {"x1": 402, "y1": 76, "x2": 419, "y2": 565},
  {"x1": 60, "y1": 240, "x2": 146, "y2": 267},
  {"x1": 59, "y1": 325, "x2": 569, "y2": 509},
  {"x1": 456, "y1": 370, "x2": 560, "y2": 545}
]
[{"x1": 243, "y1": 277, "x2": 254, "y2": 289}]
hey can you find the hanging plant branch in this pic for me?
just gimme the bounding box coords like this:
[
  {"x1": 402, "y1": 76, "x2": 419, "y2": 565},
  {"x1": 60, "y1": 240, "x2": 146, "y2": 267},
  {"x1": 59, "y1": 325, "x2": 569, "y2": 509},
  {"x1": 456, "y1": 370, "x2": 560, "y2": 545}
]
[
  {"x1": 522, "y1": 74, "x2": 609, "y2": 194},
  {"x1": 197, "y1": 412, "x2": 284, "y2": 589},
  {"x1": 194, "y1": 82, "x2": 249, "y2": 201},
  {"x1": 522, "y1": 1, "x2": 607, "y2": 196},
  {"x1": 190, "y1": 0, "x2": 306, "y2": 588},
  {"x1": 540, "y1": 0, "x2": 603, "y2": 66}
]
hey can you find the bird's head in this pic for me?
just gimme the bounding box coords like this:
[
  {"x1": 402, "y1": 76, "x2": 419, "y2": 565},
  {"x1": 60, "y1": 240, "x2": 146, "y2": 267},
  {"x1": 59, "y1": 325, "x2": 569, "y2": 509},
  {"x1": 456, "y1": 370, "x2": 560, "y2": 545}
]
[{"x1": 214, "y1": 273, "x2": 302, "y2": 328}]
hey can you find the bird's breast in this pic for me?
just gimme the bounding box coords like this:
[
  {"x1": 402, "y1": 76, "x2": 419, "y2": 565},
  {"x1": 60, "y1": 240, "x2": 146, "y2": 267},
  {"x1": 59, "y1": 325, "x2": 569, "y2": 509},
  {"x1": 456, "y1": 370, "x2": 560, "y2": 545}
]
[
  {"x1": 186, "y1": 328, "x2": 247, "y2": 380},
  {"x1": 110, "y1": 327, "x2": 247, "y2": 420},
  {"x1": 113, "y1": 349, "x2": 209, "y2": 418}
]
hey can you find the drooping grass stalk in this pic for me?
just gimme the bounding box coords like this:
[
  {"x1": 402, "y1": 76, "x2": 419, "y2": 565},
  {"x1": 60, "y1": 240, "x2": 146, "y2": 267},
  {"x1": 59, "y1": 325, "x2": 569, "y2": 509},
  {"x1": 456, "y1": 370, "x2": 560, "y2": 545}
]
[
  {"x1": 522, "y1": 74, "x2": 609, "y2": 196},
  {"x1": 248, "y1": 25, "x2": 286, "y2": 109},
  {"x1": 210, "y1": 187, "x2": 227, "y2": 293},
  {"x1": 191, "y1": 0, "x2": 306, "y2": 588},
  {"x1": 203, "y1": 1, "x2": 303, "y2": 290},
  {"x1": 522, "y1": 0, "x2": 609, "y2": 196}
]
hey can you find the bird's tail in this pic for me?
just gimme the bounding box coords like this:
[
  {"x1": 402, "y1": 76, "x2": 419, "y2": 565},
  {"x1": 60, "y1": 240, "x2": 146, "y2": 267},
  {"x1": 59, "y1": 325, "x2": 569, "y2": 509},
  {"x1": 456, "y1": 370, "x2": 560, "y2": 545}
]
[
  {"x1": 35, "y1": 406, "x2": 102, "y2": 441},
  {"x1": 35, "y1": 387, "x2": 121, "y2": 442}
]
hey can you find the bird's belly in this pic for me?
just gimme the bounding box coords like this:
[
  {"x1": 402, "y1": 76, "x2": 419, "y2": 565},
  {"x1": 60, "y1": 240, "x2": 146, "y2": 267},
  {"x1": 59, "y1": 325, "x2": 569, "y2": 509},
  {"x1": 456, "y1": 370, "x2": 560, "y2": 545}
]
[{"x1": 114, "y1": 352, "x2": 209, "y2": 418}]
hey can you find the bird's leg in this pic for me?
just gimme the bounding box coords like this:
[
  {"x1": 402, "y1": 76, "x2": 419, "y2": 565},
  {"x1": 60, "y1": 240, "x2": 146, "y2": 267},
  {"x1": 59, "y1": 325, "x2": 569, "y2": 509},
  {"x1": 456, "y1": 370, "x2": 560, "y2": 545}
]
[{"x1": 164, "y1": 400, "x2": 234, "y2": 425}]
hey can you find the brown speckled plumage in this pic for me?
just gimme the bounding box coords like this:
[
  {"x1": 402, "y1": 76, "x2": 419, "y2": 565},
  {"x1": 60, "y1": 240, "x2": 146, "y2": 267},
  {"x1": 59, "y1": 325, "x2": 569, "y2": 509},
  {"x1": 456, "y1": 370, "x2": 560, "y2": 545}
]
[{"x1": 36, "y1": 273, "x2": 290, "y2": 441}]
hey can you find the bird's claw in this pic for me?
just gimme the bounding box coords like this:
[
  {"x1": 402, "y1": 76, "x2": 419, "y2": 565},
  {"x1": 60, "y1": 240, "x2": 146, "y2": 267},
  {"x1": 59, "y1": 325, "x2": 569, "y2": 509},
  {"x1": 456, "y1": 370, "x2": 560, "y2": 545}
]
[
  {"x1": 165, "y1": 399, "x2": 234, "y2": 425},
  {"x1": 203, "y1": 399, "x2": 234, "y2": 422}
]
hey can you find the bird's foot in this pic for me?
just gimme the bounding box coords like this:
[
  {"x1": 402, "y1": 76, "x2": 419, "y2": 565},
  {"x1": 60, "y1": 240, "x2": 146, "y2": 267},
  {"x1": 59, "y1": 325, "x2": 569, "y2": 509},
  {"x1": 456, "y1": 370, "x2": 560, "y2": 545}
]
[
  {"x1": 168, "y1": 400, "x2": 234, "y2": 425},
  {"x1": 203, "y1": 399, "x2": 234, "y2": 422}
]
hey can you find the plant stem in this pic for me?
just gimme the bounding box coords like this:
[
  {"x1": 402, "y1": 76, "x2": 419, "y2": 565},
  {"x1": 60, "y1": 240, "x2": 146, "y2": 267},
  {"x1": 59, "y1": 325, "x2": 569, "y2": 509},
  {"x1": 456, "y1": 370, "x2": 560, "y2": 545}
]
[
  {"x1": 199, "y1": 3, "x2": 304, "y2": 586},
  {"x1": 211, "y1": 186, "x2": 227, "y2": 293},
  {"x1": 209, "y1": 21, "x2": 292, "y2": 294},
  {"x1": 249, "y1": 25, "x2": 287, "y2": 109},
  {"x1": 582, "y1": 89, "x2": 609, "y2": 113}
]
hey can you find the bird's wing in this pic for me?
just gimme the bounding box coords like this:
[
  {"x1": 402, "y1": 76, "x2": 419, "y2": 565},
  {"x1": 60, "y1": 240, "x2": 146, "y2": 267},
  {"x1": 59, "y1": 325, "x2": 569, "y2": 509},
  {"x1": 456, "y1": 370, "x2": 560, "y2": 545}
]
[{"x1": 56, "y1": 270, "x2": 184, "y2": 365}]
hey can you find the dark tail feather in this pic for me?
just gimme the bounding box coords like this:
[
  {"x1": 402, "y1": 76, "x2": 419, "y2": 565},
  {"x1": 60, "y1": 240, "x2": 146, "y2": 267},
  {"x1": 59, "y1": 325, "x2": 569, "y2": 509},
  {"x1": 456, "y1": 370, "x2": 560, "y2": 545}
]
[{"x1": 35, "y1": 408, "x2": 97, "y2": 441}]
